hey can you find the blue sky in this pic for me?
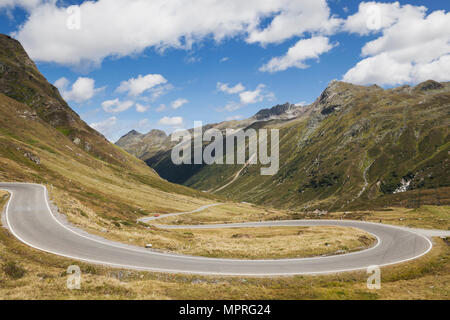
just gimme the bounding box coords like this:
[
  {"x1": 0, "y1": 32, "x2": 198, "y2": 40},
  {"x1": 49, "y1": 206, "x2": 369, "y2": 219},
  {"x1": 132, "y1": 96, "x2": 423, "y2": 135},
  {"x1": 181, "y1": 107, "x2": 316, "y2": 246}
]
[{"x1": 0, "y1": 0, "x2": 449, "y2": 141}]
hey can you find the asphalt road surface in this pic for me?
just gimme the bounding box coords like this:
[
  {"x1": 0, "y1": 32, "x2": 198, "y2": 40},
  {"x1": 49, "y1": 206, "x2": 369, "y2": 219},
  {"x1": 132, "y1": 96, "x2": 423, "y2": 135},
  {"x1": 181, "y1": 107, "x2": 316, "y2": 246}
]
[{"x1": 1, "y1": 182, "x2": 448, "y2": 276}]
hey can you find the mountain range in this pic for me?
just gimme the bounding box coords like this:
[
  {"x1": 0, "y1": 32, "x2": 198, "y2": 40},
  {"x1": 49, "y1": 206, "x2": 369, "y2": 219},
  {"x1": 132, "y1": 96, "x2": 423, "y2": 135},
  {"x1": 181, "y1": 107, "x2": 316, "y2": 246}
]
[
  {"x1": 0, "y1": 31, "x2": 448, "y2": 216},
  {"x1": 117, "y1": 79, "x2": 450, "y2": 211}
]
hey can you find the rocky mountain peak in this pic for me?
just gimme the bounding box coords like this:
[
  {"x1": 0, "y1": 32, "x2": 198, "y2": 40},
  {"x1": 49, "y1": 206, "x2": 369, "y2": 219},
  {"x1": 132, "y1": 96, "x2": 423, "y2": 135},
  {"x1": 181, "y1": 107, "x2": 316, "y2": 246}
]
[
  {"x1": 0, "y1": 34, "x2": 38, "y2": 72},
  {"x1": 146, "y1": 129, "x2": 167, "y2": 138},
  {"x1": 414, "y1": 80, "x2": 444, "y2": 92},
  {"x1": 253, "y1": 102, "x2": 299, "y2": 121},
  {"x1": 318, "y1": 81, "x2": 355, "y2": 105},
  {"x1": 125, "y1": 130, "x2": 142, "y2": 137}
]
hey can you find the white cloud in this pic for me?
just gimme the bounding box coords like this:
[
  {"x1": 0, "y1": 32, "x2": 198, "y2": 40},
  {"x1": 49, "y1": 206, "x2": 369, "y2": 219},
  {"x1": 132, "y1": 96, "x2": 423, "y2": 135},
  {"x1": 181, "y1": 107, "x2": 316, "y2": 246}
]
[
  {"x1": 171, "y1": 98, "x2": 188, "y2": 110},
  {"x1": 343, "y1": 53, "x2": 412, "y2": 86},
  {"x1": 90, "y1": 116, "x2": 117, "y2": 138},
  {"x1": 0, "y1": 0, "x2": 42, "y2": 11},
  {"x1": 135, "y1": 103, "x2": 150, "y2": 113},
  {"x1": 260, "y1": 36, "x2": 336, "y2": 73},
  {"x1": 220, "y1": 57, "x2": 230, "y2": 63},
  {"x1": 54, "y1": 77, "x2": 70, "y2": 90},
  {"x1": 343, "y1": 2, "x2": 424, "y2": 36},
  {"x1": 54, "y1": 76, "x2": 102, "y2": 103},
  {"x1": 185, "y1": 56, "x2": 201, "y2": 64},
  {"x1": 246, "y1": 1, "x2": 341, "y2": 44},
  {"x1": 343, "y1": 2, "x2": 450, "y2": 85},
  {"x1": 156, "y1": 104, "x2": 167, "y2": 112},
  {"x1": 218, "y1": 83, "x2": 274, "y2": 112},
  {"x1": 101, "y1": 99, "x2": 134, "y2": 113},
  {"x1": 12, "y1": 0, "x2": 340, "y2": 66},
  {"x1": 117, "y1": 74, "x2": 167, "y2": 97},
  {"x1": 158, "y1": 116, "x2": 184, "y2": 127},
  {"x1": 217, "y1": 82, "x2": 245, "y2": 94},
  {"x1": 149, "y1": 84, "x2": 174, "y2": 101},
  {"x1": 411, "y1": 55, "x2": 450, "y2": 83},
  {"x1": 239, "y1": 84, "x2": 274, "y2": 105}
]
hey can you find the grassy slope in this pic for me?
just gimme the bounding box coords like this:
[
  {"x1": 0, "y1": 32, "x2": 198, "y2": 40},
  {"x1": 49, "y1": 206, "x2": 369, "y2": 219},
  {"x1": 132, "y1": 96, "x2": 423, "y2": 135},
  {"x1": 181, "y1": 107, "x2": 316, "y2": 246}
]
[
  {"x1": 0, "y1": 34, "x2": 132, "y2": 166},
  {"x1": 0, "y1": 93, "x2": 218, "y2": 223},
  {"x1": 0, "y1": 94, "x2": 448, "y2": 299},
  {"x1": 180, "y1": 82, "x2": 449, "y2": 211}
]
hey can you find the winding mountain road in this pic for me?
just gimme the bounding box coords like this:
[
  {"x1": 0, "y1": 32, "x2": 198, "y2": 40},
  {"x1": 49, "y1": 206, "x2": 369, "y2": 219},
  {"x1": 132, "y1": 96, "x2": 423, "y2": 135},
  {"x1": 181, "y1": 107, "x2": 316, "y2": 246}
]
[{"x1": 1, "y1": 182, "x2": 448, "y2": 276}]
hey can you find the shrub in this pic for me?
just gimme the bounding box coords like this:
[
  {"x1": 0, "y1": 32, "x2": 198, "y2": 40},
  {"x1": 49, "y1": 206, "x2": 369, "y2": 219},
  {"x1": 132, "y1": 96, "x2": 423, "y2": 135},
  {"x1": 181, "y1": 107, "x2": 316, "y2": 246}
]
[{"x1": 2, "y1": 261, "x2": 26, "y2": 279}]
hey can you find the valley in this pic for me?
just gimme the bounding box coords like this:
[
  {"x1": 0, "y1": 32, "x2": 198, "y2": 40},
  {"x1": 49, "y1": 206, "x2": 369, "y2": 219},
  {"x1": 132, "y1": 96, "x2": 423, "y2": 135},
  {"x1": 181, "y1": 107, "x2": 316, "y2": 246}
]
[
  {"x1": 119, "y1": 81, "x2": 450, "y2": 213},
  {"x1": 0, "y1": 33, "x2": 448, "y2": 300}
]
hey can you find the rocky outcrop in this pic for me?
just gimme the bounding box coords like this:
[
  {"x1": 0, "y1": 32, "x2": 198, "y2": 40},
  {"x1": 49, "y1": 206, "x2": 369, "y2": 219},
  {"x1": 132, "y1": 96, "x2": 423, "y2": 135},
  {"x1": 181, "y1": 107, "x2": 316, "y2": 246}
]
[
  {"x1": 23, "y1": 152, "x2": 40, "y2": 165},
  {"x1": 253, "y1": 103, "x2": 300, "y2": 120},
  {"x1": 414, "y1": 80, "x2": 444, "y2": 92},
  {"x1": 0, "y1": 34, "x2": 80, "y2": 128},
  {"x1": 116, "y1": 129, "x2": 172, "y2": 160}
]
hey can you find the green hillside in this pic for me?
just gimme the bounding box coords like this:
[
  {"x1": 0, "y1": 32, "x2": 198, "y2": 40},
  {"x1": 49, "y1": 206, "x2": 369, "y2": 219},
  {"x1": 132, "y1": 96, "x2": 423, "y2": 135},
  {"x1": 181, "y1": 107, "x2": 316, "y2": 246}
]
[
  {"x1": 0, "y1": 34, "x2": 218, "y2": 226},
  {"x1": 141, "y1": 80, "x2": 450, "y2": 211}
]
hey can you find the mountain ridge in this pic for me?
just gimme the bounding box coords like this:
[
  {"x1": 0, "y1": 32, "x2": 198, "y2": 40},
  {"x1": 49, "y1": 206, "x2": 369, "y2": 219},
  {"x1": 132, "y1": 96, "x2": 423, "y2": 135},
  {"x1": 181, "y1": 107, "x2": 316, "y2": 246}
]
[
  {"x1": 116, "y1": 79, "x2": 450, "y2": 211},
  {"x1": 0, "y1": 34, "x2": 134, "y2": 166}
]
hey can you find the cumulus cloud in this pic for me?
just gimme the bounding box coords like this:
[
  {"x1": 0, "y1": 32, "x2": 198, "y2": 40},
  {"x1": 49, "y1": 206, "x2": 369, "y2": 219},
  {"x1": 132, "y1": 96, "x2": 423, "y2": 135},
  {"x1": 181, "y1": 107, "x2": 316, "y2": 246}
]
[
  {"x1": 260, "y1": 36, "x2": 336, "y2": 73},
  {"x1": 218, "y1": 83, "x2": 274, "y2": 112},
  {"x1": 0, "y1": 0, "x2": 42, "y2": 11},
  {"x1": 343, "y1": 2, "x2": 424, "y2": 36},
  {"x1": 90, "y1": 116, "x2": 117, "y2": 138},
  {"x1": 158, "y1": 116, "x2": 184, "y2": 127},
  {"x1": 343, "y1": 2, "x2": 450, "y2": 85},
  {"x1": 239, "y1": 84, "x2": 274, "y2": 105},
  {"x1": 116, "y1": 74, "x2": 167, "y2": 97},
  {"x1": 246, "y1": 1, "x2": 341, "y2": 44},
  {"x1": 101, "y1": 99, "x2": 134, "y2": 113},
  {"x1": 135, "y1": 103, "x2": 150, "y2": 113},
  {"x1": 171, "y1": 98, "x2": 188, "y2": 110},
  {"x1": 54, "y1": 76, "x2": 102, "y2": 103},
  {"x1": 217, "y1": 82, "x2": 245, "y2": 94},
  {"x1": 12, "y1": 0, "x2": 340, "y2": 67}
]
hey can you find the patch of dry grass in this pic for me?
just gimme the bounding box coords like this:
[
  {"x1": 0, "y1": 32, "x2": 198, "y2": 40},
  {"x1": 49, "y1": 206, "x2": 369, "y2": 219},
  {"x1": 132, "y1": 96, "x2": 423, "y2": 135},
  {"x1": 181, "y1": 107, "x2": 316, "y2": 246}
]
[
  {"x1": 151, "y1": 201, "x2": 449, "y2": 232},
  {"x1": 155, "y1": 202, "x2": 290, "y2": 225},
  {"x1": 155, "y1": 226, "x2": 375, "y2": 259},
  {"x1": 323, "y1": 205, "x2": 450, "y2": 230}
]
